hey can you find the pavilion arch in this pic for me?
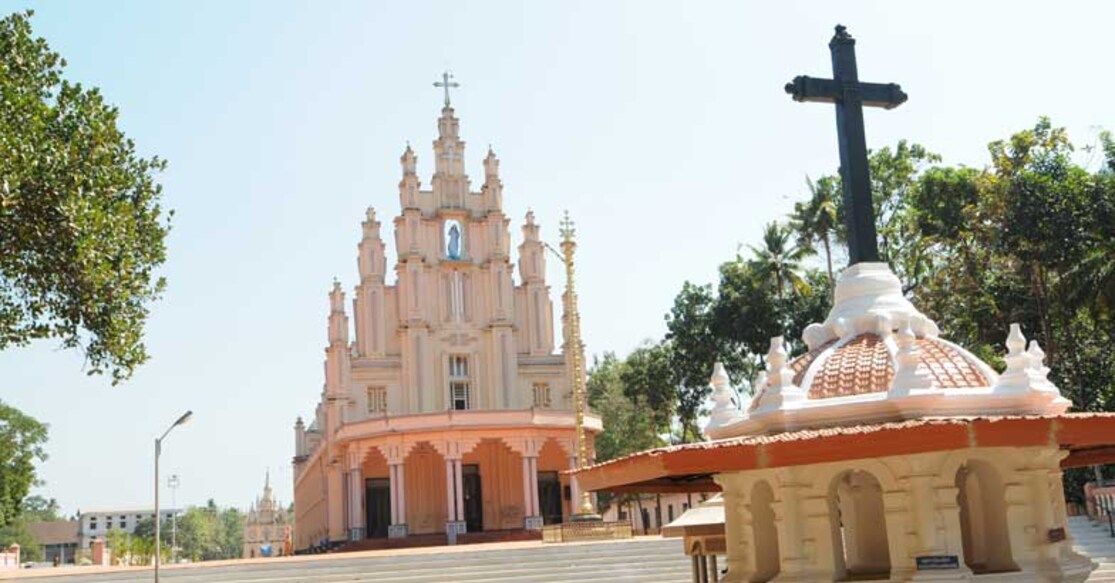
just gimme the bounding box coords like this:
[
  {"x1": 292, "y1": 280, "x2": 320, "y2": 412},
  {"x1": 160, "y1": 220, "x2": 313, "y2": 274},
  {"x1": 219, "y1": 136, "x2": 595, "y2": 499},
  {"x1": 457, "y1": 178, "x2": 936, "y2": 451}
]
[
  {"x1": 955, "y1": 459, "x2": 1019, "y2": 575},
  {"x1": 827, "y1": 469, "x2": 891, "y2": 581},
  {"x1": 750, "y1": 480, "x2": 780, "y2": 582},
  {"x1": 935, "y1": 448, "x2": 1025, "y2": 489}
]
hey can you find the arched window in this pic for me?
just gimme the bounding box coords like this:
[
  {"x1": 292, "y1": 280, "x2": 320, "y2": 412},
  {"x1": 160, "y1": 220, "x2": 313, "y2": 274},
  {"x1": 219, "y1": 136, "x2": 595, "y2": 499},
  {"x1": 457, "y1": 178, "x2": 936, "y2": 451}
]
[
  {"x1": 828, "y1": 470, "x2": 891, "y2": 580},
  {"x1": 956, "y1": 460, "x2": 1018, "y2": 574},
  {"x1": 751, "y1": 480, "x2": 780, "y2": 582}
]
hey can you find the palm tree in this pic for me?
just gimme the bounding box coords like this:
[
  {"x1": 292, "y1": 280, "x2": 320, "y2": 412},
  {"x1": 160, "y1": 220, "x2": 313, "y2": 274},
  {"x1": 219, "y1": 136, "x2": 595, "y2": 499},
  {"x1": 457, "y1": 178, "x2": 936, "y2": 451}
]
[
  {"x1": 1062, "y1": 238, "x2": 1115, "y2": 321},
  {"x1": 789, "y1": 176, "x2": 840, "y2": 290},
  {"x1": 748, "y1": 222, "x2": 810, "y2": 301}
]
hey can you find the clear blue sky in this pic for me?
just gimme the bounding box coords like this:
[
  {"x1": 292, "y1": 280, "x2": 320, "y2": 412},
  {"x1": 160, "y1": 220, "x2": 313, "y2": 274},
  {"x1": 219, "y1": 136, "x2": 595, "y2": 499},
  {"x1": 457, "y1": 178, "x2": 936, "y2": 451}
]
[{"x1": 2, "y1": 1, "x2": 1112, "y2": 515}]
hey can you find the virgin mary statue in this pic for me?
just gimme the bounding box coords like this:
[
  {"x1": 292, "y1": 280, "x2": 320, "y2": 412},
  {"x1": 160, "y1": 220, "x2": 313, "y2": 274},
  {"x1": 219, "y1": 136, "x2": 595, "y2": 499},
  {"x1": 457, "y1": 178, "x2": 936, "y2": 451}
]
[{"x1": 447, "y1": 222, "x2": 462, "y2": 260}]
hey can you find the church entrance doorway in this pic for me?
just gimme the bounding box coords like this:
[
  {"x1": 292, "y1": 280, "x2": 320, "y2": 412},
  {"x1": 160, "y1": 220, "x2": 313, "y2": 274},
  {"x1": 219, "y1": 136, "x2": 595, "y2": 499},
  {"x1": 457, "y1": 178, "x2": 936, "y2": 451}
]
[
  {"x1": 538, "y1": 471, "x2": 563, "y2": 525},
  {"x1": 365, "y1": 478, "x2": 390, "y2": 538},
  {"x1": 462, "y1": 464, "x2": 483, "y2": 532}
]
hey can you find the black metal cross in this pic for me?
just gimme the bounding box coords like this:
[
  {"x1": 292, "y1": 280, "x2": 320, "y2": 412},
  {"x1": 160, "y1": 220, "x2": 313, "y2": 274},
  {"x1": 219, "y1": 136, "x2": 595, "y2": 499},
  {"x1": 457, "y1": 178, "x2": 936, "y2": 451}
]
[{"x1": 785, "y1": 25, "x2": 907, "y2": 265}]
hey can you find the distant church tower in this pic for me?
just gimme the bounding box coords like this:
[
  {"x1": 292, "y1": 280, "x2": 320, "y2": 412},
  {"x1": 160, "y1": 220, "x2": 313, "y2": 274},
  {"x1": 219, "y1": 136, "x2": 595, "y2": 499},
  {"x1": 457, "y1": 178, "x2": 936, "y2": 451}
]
[
  {"x1": 243, "y1": 472, "x2": 290, "y2": 558},
  {"x1": 291, "y1": 76, "x2": 600, "y2": 551}
]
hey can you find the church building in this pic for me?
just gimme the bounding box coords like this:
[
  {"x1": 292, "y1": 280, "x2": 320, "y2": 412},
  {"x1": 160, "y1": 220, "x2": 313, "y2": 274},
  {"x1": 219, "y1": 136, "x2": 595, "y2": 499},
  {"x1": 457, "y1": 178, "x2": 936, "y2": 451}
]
[
  {"x1": 243, "y1": 473, "x2": 290, "y2": 558},
  {"x1": 292, "y1": 85, "x2": 600, "y2": 552}
]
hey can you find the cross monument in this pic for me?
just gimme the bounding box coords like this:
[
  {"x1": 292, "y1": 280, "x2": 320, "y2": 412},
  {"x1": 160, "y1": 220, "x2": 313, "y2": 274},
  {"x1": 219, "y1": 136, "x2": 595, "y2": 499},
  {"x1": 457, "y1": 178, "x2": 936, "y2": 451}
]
[
  {"x1": 434, "y1": 71, "x2": 460, "y2": 107},
  {"x1": 785, "y1": 25, "x2": 907, "y2": 264}
]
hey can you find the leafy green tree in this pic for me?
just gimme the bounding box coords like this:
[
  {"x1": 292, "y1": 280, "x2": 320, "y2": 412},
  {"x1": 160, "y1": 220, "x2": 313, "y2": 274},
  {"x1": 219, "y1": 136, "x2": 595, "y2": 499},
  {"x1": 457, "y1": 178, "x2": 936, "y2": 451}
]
[
  {"x1": 619, "y1": 341, "x2": 677, "y2": 437},
  {"x1": 20, "y1": 495, "x2": 60, "y2": 522},
  {"x1": 0, "y1": 401, "x2": 48, "y2": 527},
  {"x1": 218, "y1": 507, "x2": 244, "y2": 559},
  {"x1": 588, "y1": 352, "x2": 662, "y2": 464},
  {"x1": 0, "y1": 10, "x2": 170, "y2": 384},
  {"x1": 0, "y1": 517, "x2": 42, "y2": 561}
]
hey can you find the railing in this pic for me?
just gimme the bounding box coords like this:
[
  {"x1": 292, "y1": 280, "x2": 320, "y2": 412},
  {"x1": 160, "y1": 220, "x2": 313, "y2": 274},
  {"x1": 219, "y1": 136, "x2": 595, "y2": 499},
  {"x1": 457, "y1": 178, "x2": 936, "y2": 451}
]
[
  {"x1": 541, "y1": 521, "x2": 633, "y2": 543},
  {"x1": 1084, "y1": 483, "x2": 1115, "y2": 537}
]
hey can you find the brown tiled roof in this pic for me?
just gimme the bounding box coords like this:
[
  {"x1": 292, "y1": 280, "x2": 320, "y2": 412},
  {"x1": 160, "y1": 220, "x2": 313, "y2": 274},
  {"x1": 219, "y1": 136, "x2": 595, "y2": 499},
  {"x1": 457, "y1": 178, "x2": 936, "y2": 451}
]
[
  {"x1": 791, "y1": 339, "x2": 835, "y2": 385},
  {"x1": 26, "y1": 520, "x2": 80, "y2": 545},
  {"x1": 917, "y1": 338, "x2": 988, "y2": 388},
  {"x1": 808, "y1": 334, "x2": 893, "y2": 398},
  {"x1": 572, "y1": 413, "x2": 1115, "y2": 494}
]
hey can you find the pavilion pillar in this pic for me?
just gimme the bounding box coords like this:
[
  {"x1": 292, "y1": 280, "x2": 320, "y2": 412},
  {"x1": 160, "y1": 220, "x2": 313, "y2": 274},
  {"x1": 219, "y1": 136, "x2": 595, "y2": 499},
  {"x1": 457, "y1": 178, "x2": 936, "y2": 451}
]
[
  {"x1": 523, "y1": 455, "x2": 542, "y2": 529},
  {"x1": 388, "y1": 462, "x2": 408, "y2": 538},
  {"x1": 714, "y1": 475, "x2": 754, "y2": 583},
  {"x1": 798, "y1": 488, "x2": 840, "y2": 581}
]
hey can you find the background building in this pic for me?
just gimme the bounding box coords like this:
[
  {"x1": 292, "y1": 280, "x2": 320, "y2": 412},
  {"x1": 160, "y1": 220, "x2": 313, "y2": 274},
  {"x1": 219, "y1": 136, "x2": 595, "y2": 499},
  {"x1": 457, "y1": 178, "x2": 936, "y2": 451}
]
[
  {"x1": 243, "y1": 473, "x2": 291, "y2": 558},
  {"x1": 25, "y1": 521, "x2": 80, "y2": 564},
  {"x1": 292, "y1": 94, "x2": 600, "y2": 551},
  {"x1": 78, "y1": 508, "x2": 181, "y2": 550}
]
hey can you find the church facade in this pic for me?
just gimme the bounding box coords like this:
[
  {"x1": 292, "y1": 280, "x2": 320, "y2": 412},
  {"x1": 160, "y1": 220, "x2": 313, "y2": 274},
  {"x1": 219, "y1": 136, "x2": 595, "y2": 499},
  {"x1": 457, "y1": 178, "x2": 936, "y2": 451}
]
[{"x1": 292, "y1": 97, "x2": 600, "y2": 551}]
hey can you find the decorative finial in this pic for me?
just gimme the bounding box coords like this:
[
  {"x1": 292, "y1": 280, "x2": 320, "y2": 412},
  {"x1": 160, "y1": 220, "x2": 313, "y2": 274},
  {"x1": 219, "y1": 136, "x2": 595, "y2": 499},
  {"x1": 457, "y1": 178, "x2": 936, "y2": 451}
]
[
  {"x1": 433, "y1": 71, "x2": 460, "y2": 107},
  {"x1": 832, "y1": 24, "x2": 853, "y2": 42},
  {"x1": 704, "y1": 362, "x2": 744, "y2": 435},
  {"x1": 559, "y1": 210, "x2": 575, "y2": 243}
]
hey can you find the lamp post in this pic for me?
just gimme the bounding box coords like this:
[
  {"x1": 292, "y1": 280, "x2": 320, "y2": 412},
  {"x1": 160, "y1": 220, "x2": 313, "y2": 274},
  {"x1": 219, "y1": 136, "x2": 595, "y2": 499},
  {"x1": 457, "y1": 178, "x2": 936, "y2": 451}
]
[
  {"x1": 168, "y1": 474, "x2": 180, "y2": 564},
  {"x1": 545, "y1": 211, "x2": 600, "y2": 521},
  {"x1": 155, "y1": 411, "x2": 192, "y2": 582}
]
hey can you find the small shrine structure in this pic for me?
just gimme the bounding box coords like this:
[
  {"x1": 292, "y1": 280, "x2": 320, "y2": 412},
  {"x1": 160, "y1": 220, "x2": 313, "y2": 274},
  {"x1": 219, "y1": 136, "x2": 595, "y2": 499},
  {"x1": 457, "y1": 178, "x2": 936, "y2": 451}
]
[{"x1": 573, "y1": 25, "x2": 1115, "y2": 583}]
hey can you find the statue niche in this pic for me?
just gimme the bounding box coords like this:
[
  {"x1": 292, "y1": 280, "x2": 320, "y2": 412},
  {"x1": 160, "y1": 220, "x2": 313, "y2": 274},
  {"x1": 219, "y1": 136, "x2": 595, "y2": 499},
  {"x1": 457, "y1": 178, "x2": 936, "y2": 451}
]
[{"x1": 445, "y1": 220, "x2": 463, "y2": 260}]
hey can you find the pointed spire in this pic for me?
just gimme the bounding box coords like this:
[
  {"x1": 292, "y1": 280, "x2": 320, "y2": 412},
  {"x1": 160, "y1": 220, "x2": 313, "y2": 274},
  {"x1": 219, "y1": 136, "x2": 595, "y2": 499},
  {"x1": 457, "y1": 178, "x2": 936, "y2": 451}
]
[
  {"x1": 521, "y1": 210, "x2": 540, "y2": 242},
  {"x1": 329, "y1": 279, "x2": 344, "y2": 313},
  {"x1": 484, "y1": 146, "x2": 500, "y2": 180},
  {"x1": 401, "y1": 143, "x2": 417, "y2": 176}
]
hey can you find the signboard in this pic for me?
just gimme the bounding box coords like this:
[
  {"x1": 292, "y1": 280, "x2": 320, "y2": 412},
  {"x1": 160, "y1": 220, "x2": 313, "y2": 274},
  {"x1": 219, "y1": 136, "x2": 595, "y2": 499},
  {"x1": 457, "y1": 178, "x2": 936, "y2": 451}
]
[
  {"x1": 1048, "y1": 527, "x2": 1067, "y2": 543},
  {"x1": 916, "y1": 555, "x2": 960, "y2": 570}
]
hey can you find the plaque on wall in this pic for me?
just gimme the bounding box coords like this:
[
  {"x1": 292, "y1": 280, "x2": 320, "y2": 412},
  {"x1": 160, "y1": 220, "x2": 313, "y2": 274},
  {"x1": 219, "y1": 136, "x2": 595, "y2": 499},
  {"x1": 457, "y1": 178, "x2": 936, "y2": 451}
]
[
  {"x1": 916, "y1": 555, "x2": 960, "y2": 570},
  {"x1": 1048, "y1": 527, "x2": 1067, "y2": 542}
]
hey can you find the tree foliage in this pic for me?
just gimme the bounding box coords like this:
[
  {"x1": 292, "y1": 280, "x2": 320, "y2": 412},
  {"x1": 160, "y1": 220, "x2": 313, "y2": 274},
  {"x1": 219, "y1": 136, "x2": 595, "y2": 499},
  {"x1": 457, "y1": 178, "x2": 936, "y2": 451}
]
[
  {"x1": 0, "y1": 400, "x2": 47, "y2": 528},
  {"x1": 0, "y1": 10, "x2": 170, "y2": 384},
  {"x1": 123, "y1": 503, "x2": 245, "y2": 564},
  {"x1": 0, "y1": 517, "x2": 42, "y2": 562}
]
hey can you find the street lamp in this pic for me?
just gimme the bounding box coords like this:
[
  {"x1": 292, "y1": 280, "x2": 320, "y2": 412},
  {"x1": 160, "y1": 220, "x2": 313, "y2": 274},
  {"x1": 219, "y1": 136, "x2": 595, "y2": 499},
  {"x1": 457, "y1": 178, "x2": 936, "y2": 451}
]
[
  {"x1": 168, "y1": 475, "x2": 180, "y2": 564},
  {"x1": 155, "y1": 411, "x2": 192, "y2": 582}
]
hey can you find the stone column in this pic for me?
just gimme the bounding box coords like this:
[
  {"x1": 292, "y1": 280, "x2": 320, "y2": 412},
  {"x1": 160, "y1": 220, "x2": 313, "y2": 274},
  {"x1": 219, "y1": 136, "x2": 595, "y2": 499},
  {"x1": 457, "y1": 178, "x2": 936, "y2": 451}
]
[
  {"x1": 388, "y1": 462, "x2": 408, "y2": 538},
  {"x1": 531, "y1": 457, "x2": 541, "y2": 523},
  {"x1": 714, "y1": 475, "x2": 753, "y2": 583},
  {"x1": 346, "y1": 450, "x2": 365, "y2": 541},
  {"x1": 445, "y1": 456, "x2": 466, "y2": 542},
  {"x1": 523, "y1": 455, "x2": 542, "y2": 529},
  {"x1": 445, "y1": 458, "x2": 458, "y2": 531},
  {"x1": 454, "y1": 459, "x2": 465, "y2": 522},
  {"x1": 567, "y1": 456, "x2": 580, "y2": 515}
]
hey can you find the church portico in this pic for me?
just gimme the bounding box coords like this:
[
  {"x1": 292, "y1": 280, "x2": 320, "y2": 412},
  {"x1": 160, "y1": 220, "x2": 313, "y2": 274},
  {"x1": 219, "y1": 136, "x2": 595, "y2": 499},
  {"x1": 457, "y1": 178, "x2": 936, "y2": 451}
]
[{"x1": 322, "y1": 417, "x2": 593, "y2": 545}]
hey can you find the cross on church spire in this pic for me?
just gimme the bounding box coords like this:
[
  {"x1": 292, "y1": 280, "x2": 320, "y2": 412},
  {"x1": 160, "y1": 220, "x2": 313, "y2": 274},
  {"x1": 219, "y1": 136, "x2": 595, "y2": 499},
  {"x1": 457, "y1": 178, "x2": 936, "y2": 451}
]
[
  {"x1": 785, "y1": 25, "x2": 907, "y2": 265},
  {"x1": 434, "y1": 71, "x2": 460, "y2": 107}
]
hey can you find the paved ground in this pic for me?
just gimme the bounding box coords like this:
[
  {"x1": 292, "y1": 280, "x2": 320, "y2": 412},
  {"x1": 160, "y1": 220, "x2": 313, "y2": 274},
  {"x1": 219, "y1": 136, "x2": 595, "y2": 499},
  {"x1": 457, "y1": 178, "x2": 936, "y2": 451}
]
[
  {"x1": 9, "y1": 518, "x2": 1115, "y2": 582},
  {"x1": 2, "y1": 537, "x2": 692, "y2": 583}
]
